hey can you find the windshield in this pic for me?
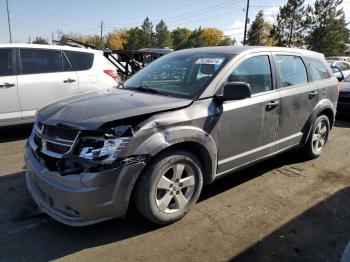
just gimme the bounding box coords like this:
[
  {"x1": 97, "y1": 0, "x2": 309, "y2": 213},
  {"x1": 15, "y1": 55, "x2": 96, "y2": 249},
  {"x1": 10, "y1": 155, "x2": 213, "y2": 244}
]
[
  {"x1": 345, "y1": 75, "x2": 350, "y2": 82},
  {"x1": 122, "y1": 52, "x2": 231, "y2": 99}
]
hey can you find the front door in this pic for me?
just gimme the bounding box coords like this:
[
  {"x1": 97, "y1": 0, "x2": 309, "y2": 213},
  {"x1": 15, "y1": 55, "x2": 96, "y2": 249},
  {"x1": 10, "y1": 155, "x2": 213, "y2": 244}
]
[
  {"x1": 0, "y1": 48, "x2": 21, "y2": 124},
  {"x1": 217, "y1": 54, "x2": 280, "y2": 175},
  {"x1": 17, "y1": 48, "x2": 78, "y2": 121}
]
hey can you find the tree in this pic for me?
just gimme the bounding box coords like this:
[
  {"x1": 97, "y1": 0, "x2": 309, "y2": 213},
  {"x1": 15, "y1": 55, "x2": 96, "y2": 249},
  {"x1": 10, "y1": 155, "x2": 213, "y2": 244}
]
[
  {"x1": 32, "y1": 37, "x2": 49, "y2": 45},
  {"x1": 270, "y1": 0, "x2": 307, "y2": 47},
  {"x1": 123, "y1": 27, "x2": 145, "y2": 49},
  {"x1": 106, "y1": 29, "x2": 127, "y2": 49},
  {"x1": 155, "y1": 20, "x2": 172, "y2": 48},
  {"x1": 171, "y1": 28, "x2": 192, "y2": 50},
  {"x1": 247, "y1": 11, "x2": 275, "y2": 46},
  {"x1": 202, "y1": 28, "x2": 224, "y2": 46},
  {"x1": 307, "y1": 0, "x2": 350, "y2": 56},
  {"x1": 85, "y1": 35, "x2": 105, "y2": 49},
  {"x1": 141, "y1": 17, "x2": 156, "y2": 47},
  {"x1": 219, "y1": 36, "x2": 236, "y2": 46},
  {"x1": 187, "y1": 27, "x2": 209, "y2": 47}
]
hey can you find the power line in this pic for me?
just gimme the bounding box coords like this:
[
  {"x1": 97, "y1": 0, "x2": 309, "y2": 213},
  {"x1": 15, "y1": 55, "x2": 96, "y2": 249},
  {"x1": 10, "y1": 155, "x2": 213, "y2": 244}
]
[
  {"x1": 6, "y1": 0, "x2": 12, "y2": 43},
  {"x1": 103, "y1": 0, "x2": 243, "y2": 28}
]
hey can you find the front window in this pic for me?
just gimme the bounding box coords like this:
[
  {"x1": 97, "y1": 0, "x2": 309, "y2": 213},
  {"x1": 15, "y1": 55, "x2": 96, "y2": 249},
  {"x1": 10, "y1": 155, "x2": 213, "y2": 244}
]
[
  {"x1": 345, "y1": 75, "x2": 350, "y2": 82},
  {"x1": 0, "y1": 48, "x2": 12, "y2": 77},
  {"x1": 228, "y1": 55, "x2": 272, "y2": 95},
  {"x1": 122, "y1": 52, "x2": 231, "y2": 99}
]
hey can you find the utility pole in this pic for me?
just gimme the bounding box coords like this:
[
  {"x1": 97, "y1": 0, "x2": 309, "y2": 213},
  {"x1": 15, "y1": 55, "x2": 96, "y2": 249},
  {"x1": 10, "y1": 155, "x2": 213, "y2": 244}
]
[
  {"x1": 100, "y1": 20, "x2": 103, "y2": 42},
  {"x1": 6, "y1": 0, "x2": 12, "y2": 43},
  {"x1": 243, "y1": 0, "x2": 250, "y2": 46}
]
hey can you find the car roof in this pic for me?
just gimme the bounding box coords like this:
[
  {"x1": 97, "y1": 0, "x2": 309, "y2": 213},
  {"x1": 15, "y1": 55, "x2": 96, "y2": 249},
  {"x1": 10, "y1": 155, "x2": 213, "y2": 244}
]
[
  {"x1": 0, "y1": 43, "x2": 101, "y2": 54},
  {"x1": 174, "y1": 46, "x2": 324, "y2": 58}
]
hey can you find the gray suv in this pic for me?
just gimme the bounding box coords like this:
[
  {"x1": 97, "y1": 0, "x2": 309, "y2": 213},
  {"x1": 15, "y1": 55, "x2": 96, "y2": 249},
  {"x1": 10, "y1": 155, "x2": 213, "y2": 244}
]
[{"x1": 25, "y1": 46, "x2": 339, "y2": 226}]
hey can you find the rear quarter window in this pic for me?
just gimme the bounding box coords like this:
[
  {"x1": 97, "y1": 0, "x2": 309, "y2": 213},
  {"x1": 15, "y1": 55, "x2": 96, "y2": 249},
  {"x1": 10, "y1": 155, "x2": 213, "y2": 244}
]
[
  {"x1": 304, "y1": 58, "x2": 331, "y2": 81},
  {"x1": 65, "y1": 51, "x2": 94, "y2": 71}
]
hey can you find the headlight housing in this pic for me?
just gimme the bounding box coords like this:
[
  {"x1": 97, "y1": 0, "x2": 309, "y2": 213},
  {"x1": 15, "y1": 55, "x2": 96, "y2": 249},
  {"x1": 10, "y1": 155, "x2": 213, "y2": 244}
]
[{"x1": 79, "y1": 138, "x2": 127, "y2": 162}]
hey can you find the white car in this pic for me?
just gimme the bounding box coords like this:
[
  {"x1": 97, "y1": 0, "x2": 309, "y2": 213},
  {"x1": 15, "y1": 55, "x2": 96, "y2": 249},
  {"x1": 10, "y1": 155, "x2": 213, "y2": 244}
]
[
  {"x1": 0, "y1": 44, "x2": 119, "y2": 126},
  {"x1": 328, "y1": 60, "x2": 350, "y2": 79}
]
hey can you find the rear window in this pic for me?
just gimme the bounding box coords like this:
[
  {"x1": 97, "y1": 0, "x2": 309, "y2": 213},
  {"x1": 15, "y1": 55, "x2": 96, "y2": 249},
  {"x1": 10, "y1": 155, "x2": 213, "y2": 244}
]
[
  {"x1": 0, "y1": 48, "x2": 13, "y2": 77},
  {"x1": 276, "y1": 55, "x2": 308, "y2": 87},
  {"x1": 20, "y1": 49, "x2": 63, "y2": 74},
  {"x1": 341, "y1": 62, "x2": 350, "y2": 71},
  {"x1": 65, "y1": 51, "x2": 94, "y2": 71},
  {"x1": 304, "y1": 58, "x2": 331, "y2": 81}
]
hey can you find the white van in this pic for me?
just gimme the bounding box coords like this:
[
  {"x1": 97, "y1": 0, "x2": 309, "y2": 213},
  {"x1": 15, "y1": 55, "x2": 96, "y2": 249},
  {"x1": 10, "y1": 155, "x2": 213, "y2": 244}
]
[{"x1": 0, "y1": 44, "x2": 119, "y2": 126}]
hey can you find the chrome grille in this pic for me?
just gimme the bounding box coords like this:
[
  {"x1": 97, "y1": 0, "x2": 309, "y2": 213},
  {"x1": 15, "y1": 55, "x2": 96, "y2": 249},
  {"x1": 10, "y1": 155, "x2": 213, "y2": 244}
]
[
  {"x1": 44, "y1": 125, "x2": 79, "y2": 142},
  {"x1": 32, "y1": 123, "x2": 80, "y2": 158}
]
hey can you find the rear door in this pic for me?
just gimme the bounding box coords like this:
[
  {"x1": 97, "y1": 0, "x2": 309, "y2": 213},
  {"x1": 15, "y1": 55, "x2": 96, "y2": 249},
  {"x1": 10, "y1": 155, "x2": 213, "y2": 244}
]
[
  {"x1": 0, "y1": 48, "x2": 21, "y2": 124},
  {"x1": 274, "y1": 54, "x2": 320, "y2": 151},
  {"x1": 17, "y1": 48, "x2": 78, "y2": 121},
  {"x1": 217, "y1": 53, "x2": 280, "y2": 174}
]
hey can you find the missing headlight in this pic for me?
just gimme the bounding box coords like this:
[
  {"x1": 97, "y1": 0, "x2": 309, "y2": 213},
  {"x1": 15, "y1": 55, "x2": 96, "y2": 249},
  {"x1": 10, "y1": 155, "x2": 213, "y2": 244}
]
[{"x1": 78, "y1": 137, "x2": 126, "y2": 163}]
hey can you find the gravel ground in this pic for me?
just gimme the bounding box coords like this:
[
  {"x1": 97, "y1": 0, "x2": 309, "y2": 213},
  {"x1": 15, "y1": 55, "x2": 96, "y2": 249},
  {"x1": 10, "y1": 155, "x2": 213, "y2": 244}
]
[{"x1": 0, "y1": 117, "x2": 349, "y2": 262}]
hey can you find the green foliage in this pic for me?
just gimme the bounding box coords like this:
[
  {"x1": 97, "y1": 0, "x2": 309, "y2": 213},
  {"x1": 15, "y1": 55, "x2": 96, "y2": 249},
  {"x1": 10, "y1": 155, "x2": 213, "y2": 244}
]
[
  {"x1": 122, "y1": 19, "x2": 235, "y2": 50},
  {"x1": 307, "y1": 0, "x2": 350, "y2": 56},
  {"x1": 187, "y1": 27, "x2": 209, "y2": 47},
  {"x1": 270, "y1": 0, "x2": 307, "y2": 47},
  {"x1": 123, "y1": 27, "x2": 145, "y2": 49},
  {"x1": 155, "y1": 20, "x2": 172, "y2": 48},
  {"x1": 247, "y1": 11, "x2": 274, "y2": 46},
  {"x1": 32, "y1": 37, "x2": 49, "y2": 45},
  {"x1": 171, "y1": 28, "x2": 192, "y2": 50}
]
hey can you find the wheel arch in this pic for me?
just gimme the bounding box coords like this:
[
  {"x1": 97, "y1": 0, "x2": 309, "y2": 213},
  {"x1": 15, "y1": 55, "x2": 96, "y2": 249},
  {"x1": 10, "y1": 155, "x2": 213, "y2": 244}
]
[
  {"x1": 300, "y1": 99, "x2": 335, "y2": 145},
  {"x1": 134, "y1": 126, "x2": 218, "y2": 185}
]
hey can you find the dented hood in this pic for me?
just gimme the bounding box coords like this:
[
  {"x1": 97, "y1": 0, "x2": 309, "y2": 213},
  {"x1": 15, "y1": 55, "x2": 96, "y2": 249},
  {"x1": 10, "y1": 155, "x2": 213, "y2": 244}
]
[{"x1": 37, "y1": 89, "x2": 192, "y2": 130}]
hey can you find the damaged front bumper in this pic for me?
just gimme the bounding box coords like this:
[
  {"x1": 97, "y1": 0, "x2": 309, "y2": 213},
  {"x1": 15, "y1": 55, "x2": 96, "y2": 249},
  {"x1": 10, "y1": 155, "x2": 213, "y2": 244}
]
[{"x1": 25, "y1": 142, "x2": 146, "y2": 226}]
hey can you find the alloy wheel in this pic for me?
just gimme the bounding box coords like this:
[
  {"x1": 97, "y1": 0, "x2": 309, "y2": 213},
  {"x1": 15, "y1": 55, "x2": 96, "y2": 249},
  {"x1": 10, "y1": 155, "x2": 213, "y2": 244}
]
[
  {"x1": 155, "y1": 163, "x2": 196, "y2": 213},
  {"x1": 312, "y1": 120, "x2": 328, "y2": 153}
]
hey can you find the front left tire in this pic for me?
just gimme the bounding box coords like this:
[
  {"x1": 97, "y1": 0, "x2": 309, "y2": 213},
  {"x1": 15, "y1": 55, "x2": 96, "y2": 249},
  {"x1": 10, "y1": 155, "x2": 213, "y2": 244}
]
[{"x1": 134, "y1": 150, "x2": 203, "y2": 225}]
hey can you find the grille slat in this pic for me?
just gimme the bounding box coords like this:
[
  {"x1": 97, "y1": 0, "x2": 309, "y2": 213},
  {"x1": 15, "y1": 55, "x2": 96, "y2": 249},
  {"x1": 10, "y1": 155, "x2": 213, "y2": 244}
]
[
  {"x1": 33, "y1": 123, "x2": 79, "y2": 157},
  {"x1": 44, "y1": 125, "x2": 79, "y2": 142},
  {"x1": 46, "y1": 142, "x2": 71, "y2": 154}
]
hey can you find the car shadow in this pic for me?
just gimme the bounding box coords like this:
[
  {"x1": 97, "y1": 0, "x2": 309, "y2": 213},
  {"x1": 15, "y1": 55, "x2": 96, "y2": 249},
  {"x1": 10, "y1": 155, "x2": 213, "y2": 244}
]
[
  {"x1": 0, "y1": 150, "x2": 308, "y2": 261},
  {"x1": 231, "y1": 187, "x2": 350, "y2": 262},
  {"x1": 0, "y1": 123, "x2": 33, "y2": 143}
]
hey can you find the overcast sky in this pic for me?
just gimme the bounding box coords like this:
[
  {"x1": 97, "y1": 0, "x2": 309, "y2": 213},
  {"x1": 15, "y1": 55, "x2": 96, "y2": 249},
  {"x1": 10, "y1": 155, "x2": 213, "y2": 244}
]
[{"x1": 0, "y1": 0, "x2": 349, "y2": 44}]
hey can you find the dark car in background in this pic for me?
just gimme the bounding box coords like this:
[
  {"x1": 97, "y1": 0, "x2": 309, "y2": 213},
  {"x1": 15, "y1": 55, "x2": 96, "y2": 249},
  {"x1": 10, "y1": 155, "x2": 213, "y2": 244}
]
[
  {"x1": 25, "y1": 46, "x2": 339, "y2": 226},
  {"x1": 338, "y1": 75, "x2": 350, "y2": 114}
]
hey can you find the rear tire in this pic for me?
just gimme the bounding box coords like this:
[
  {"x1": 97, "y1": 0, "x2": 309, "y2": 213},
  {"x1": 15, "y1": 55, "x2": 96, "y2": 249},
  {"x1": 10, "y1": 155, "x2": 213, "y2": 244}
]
[
  {"x1": 134, "y1": 150, "x2": 203, "y2": 225},
  {"x1": 302, "y1": 115, "x2": 330, "y2": 159}
]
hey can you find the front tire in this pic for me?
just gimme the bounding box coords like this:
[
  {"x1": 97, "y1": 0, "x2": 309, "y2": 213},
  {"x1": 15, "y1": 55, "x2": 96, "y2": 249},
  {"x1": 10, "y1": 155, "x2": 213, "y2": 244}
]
[
  {"x1": 134, "y1": 150, "x2": 203, "y2": 225},
  {"x1": 303, "y1": 115, "x2": 330, "y2": 159}
]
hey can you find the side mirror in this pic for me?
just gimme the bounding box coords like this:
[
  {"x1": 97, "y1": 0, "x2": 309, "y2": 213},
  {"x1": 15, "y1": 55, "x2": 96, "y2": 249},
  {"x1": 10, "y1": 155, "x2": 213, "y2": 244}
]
[
  {"x1": 331, "y1": 66, "x2": 345, "y2": 82},
  {"x1": 216, "y1": 82, "x2": 251, "y2": 102}
]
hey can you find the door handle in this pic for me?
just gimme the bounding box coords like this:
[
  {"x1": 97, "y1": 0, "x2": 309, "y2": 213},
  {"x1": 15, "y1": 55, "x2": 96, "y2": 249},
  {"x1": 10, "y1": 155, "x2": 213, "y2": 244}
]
[
  {"x1": 266, "y1": 100, "x2": 279, "y2": 110},
  {"x1": 63, "y1": 78, "x2": 76, "y2": 83},
  {"x1": 308, "y1": 90, "x2": 318, "y2": 98},
  {"x1": 0, "y1": 82, "x2": 15, "y2": 88}
]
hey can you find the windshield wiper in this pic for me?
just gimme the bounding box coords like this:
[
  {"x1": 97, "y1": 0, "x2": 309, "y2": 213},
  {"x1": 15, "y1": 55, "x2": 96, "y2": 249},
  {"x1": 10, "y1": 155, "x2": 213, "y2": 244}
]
[{"x1": 127, "y1": 85, "x2": 170, "y2": 96}]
